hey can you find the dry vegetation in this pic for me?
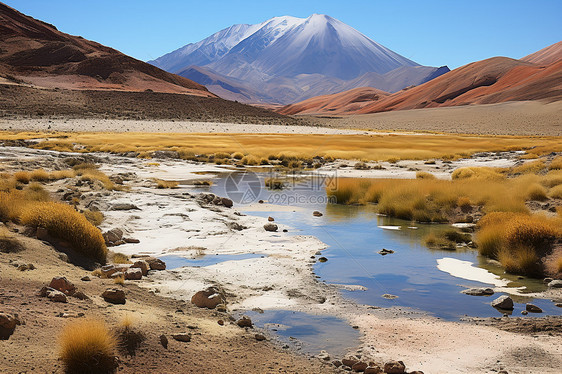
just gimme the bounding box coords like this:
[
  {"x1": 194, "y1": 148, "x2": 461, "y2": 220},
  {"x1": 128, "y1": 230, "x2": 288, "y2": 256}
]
[
  {"x1": 1, "y1": 131, "x2": 561, "y2": 164},
  {"x1": 329, "y1": 158, "x2": 562, "y2": 277},
  {"x1": 58, "y1": 319, "x2": 117, "y2": 374}
]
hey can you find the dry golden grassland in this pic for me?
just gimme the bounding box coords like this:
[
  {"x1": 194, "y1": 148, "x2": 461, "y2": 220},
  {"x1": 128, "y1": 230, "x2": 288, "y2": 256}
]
[{"x1": 2, "y1": 131, "x2": 562, "y2": 162}]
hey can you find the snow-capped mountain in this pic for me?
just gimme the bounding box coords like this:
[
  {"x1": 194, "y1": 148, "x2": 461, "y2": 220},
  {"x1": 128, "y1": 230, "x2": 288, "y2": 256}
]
[{"x1": 150, "y1": 14, "x2": 449, "y2": 104}]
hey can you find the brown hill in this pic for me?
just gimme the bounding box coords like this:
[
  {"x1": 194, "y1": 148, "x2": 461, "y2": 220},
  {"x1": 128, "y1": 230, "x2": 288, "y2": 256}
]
[
  {"x1": 521, "y1": 41, "x2": 562, "y2": 65},
  {"x1": 278, "y1": 87, "x2": 389, "y2": 115},
  {"x1": 279, "y1": 41, "x2": 562, "y2": 116},
  {"x1": 0, "y1": 3, "x2": 212, "y2": 96}
]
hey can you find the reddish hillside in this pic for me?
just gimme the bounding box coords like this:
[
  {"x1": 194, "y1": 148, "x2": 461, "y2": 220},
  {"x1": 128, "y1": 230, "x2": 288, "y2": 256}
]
[
  {"x1": 0, "y1": 3, "x2": 213, "y2": 96},
  {"x1": 521, "y1": 41, "x2": 562, "y2": 65},
  {"x1": 279, "y1": 41, "x2": 562, "y2": 116},
  {"x1": 278, "y1": 87, "x2": 389, "y2": 115}
]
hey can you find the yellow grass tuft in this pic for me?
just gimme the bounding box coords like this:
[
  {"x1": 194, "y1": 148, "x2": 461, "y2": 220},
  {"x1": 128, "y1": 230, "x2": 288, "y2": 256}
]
[
  {"x1": 525, "y1": 183, "x2": 548, "y2": 201},
  {"x1": 512, "y1": 160, "x2": 546, "y2": 174},
  {"x1": 14, "y1": 171, "x2": 30, "y2": 183},
  {"x1": 111, "y1": 252, "x2": 130, "y2": 264},
  {"x1": 30, "y1": 169, "x2": 50, "y2": 181},
  {"x1": 20, "y1": 202, "x2": 107, "y2": 263},
  {"x1": 549, "y1": 185, "x2": 562, "y2": 199},
  {"x1": 83, "y1": 210, "x2": 104, "y2": 226},
  {"x1": 58, "y1": 319, "x2": 116, "y2": 374},
  {"x1": 452, "y1": 167, "x2": 505, "y2": 180},
  {"x1": 155, "y1": 179, "x2": 179, "y2": 189},
  {"x1": 113, "y1": 275, "x2": 125, "y2": 285},
  {"x1": 416, "y1": 171, "x2": 436, "y2": 179},
  {"x1": 549, "y1": 156, "x2": 562, "y2": 170}
]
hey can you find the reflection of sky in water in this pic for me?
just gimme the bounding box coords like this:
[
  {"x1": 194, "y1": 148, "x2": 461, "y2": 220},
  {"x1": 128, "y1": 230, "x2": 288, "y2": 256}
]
[
  {"x1": 245, "y1": 310, "x2": 359, "y2": 356},
  {"x1": 160, "y1": 254, "x2": 262, "y2": 269},
  {"x1": 195, "y1": 172, "x2": 562, "y2": 320}
]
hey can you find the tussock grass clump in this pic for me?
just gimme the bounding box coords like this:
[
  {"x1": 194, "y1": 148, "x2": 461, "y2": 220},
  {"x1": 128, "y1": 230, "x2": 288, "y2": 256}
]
[
  {"x1": 111, "y1": 252, "x2": 130, "y2": 264},
  {"x1": 477, "y1": 212, "x2": 560, "y2": 276},
  {"x1": 452, "y1": 167, "x2": 505, "y2": 180},
  {"x1": 30, "y1": 169, "x2": 50, "y2": 181},
  {"x1": 231, "y1": 152, "x2": 244, "y2": 160},
  {"x1": 416, "y1": 171, "x2": 436, "y2": 179},
  {"x1": 117, "y1": 315, "x2": 145, "y2": 356},
  {"x1": 24, "y1": 182, "x2": 50, "y2": 201},
  {"x1": 50, "y1": 169, "x2": 76, "y2": 180},
  {"x1": 193, "y1": 180, "x2": 212, "y2": 186},
  {"x1": 155, "y1": 179, "x2": 179, "y2": 189},
  {"x1": 525, "y1": 183, "x2": 548, "y2": 201},
  {"x1": 83, "y1": 210, "x2": 104, "y2": 226},
  {"x1": 241, "y1": 155, "x2": 260, "y2": 166},
  {"x1": 512, "y1": 160, "x2": 546, "y2": 175},
  {"x1": 20, "y1": 202, "x2": 107, "y2": 263},
  {"x1": 549, "y1": 185, "x2": 562, "y2": 199},
  {"x1": 14, "y1": 171, "x2": 30, "y2": 183},
  {"x1": 549, "y1": 156, "x2": 562, "y2": 170},
  {"x1": 58, "y1": 319, "x2": 117, "y2": 374},
  {"x1": 423, "y1": 233, "x2": 456, "y2": 250},
  {"x1": 0, "y1": 226, "x2": 24, "y2": 253}
]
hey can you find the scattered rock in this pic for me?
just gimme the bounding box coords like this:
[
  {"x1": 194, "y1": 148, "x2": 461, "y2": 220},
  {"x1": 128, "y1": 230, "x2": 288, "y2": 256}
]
[
  {"x1": 159, "y1": 334, "x2": 168, "y2": 349},
  {"x1": 318, "y1": 257, "x2": 328, "y2": 263},
  {"x1": 72, "y1": 291, "x2": 89, "y2": 300},
  {"x1": 342, "y1": 358, "x2": 359, "y2": 367},
  {"x1": 491, "y1": 295, "x2": 514, "y2": 310},
  {"x1": 383, "y1": 360, "x2": 406, "y2": 374},
  {"x1": 81, "y1": 276, "x2": 91, "y2": 281},
  {"x1": 364, "y1": 366, "x2": 383, "y2": 374},
  {"x1": 317, "y1": 350, "x2": 330, "y2": 361},
  {"x1": 268, "y1": 216, "x2": 275, "y2": 221},
  {"x1": 101, "y1": 264, "x2": 129, "y2": 277},
  {"x1": 332, "y1": 360, "x2": 343, "y2": 368},
  {"x1": 313, "y1": 211, "x2": 323, "y2": 217},
  {"x1": 49, "y1": 277, "x2": 76, "y2": 296},
  {"x1": 258, "y1": 200, "x2": 264, "y2": 204},
  {"x1": 555, "y1": 303, "x2": 562, "y2": 308},
  {"x1": 191, "y1": 286, "x2": 225, "y2": 309},
  {"x1": 131, "y1": 260, "x2": 149, "y2": 276},
  {"x1": 111, "y1": 203, "x2": 139, "y2": 211},
  {"x1": 378, "y1": 248, "x2": 394, "y2": 255},
  {"x1": 521, "y1": 310, "x2": 528, "y2": 315},
  {"x1": 146, "y1": 257, "x2": 166, "y2": 271},
  {"x1": 254, "y1": 334, "x2": 266, "y2": 341},
  {"x1": 282, "y1": 229, "x2": 288, "y2": 233},
  {"x1": 264, "y1": 223, "x2": 278, "y2": 232},
  {"x1": 103, "y1": 228, "x2": 124, "y2": 244},
  {"x1": 110, "y1": 272, "x2": 124, "y2": 279},
  {"x1": 125, "y1": 267, "x2": 142, "y2": 280},
  {"x1": 461, "y1": 288, "x2": 494, "y2": 296},
  {"x1": 221, "y1": 197, "x2": 233, "y2": 208},
  {"x1": 16, "y1": 263, "x2": 35, "y2": 271},
  {"x1": 236, "y1": 316, "x2": 253, "y2": 328},
  {"x1": 543, "y1": 277, "x2": 553, "y2": 284},
  {"x1": 172, "y1": 333, "x2": 191, "y2": 342},
  {"x1": 124, "y1": 238, "x2": 140, "y2": 244},
  {"x1": 382, "y1": 294, "x2": 399, "y2": 300},
  {"x1": 217, "y1": 320, "x2": 224, "y2": 326},
  {"x1": 47, "y1": 289, "x2": 68, "y2": 303},
  {"x1": 102, "y1": 288, "x2": 126, "y2": 304},
  {"x1": 526, "y1": 303, "x2": 543, "y2": 313},
  {"x1": 352, "y1": 361, "x2": 368, "y2": 372},
  {"x1": 0, "y1": 313, "x2": 20, "y2": 340},
  {"x1": 58, "y1": 253, "x2": 69, "y2": 262},
  {"x1": 227, "y1": 222, "x2": 246, "y2": 231},
  {"x1": 547, "y1": 280, "x2": 562, "y2": 288},
  {"x1": 152, "y1": 150, "x2": 180, "y2": 159}
]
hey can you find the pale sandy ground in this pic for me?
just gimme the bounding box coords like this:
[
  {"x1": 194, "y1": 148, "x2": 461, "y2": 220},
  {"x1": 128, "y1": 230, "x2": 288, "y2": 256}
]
[
  {"x1": 2, "y1": 145, "x2": 561, "y2": 373},
  {"x1": 313, "y1": 100, "x2": 562, "y2": 136},
  {"x1": 0, "y1": 118, "x2": 372, "y2": 134}
]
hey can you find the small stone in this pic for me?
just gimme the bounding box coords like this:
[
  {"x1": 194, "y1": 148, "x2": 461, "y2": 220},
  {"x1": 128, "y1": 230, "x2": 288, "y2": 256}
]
[
  {"x1": 491, "y1": 295, "x2": 514, "y2": 310},
  {"x1": 0, "y1": 313, "x2": 20, "y2": 340},
  {"x1": 525, "y1": 303, "x2": 543, "y2": 313},
  {"x1": 146, "y1": 257, "x2": 166, "y2": 270},
  {"x1": 110, "y1": 271, "x2": 124, "y2": 279},
  {"x1": 547, "y1": 280, "x2": 562, "y2": 288},
  {"x1": 236, "y1": 316, "x2": 253, "y2": 328},
  {"x1": 332, "y1": 360, "x2": 343, "y2": 368},
  {"x1": 217, "y1": 320, "x2": 224, "y2": 326},
  {"x1": 364, "y1": 366, "x2": 383, "y2": 374},
  {"x1": 172, "y1": 333, "x2": 191, "y2": 342},
  {"x1": 81, "y1": 276, "x2": 91, "y2": 281},
  {"x1": 318, "y1": 257, "x2": 328, "y2": 263},
  {"x1": 383, "y1": 360, "x2": 406, "y2": 374},
  {"x1": 382, "y1": 294, "x2": 398, "y2": 299},
  {"x1": 352, "y1": 361, "x2": 368, "y2": 372},
  {"x1": 103, "y1": 228, "x2": 124, "y2": 243},
  {"x1": 111, "y1": 204, "x2": 139, "y2": 211},
  {"x1": 254, "y1": 334, "x2": 266, "y2": 341},
  {"x1": 342, "y1": 358, "x2": 359, "y2": 367},
  {"x1": 264, "y1": 223, "x2": 278, "y2": 232},
  {"x1": 282, "y1": 229, "x2": 288, "y2": 232},
  {"x1": 123, "y1": 238, "x2": 140, "y2": 244},
  {"x1": 268, "y1": 216, "x2": 275, "y2": 221},
  {"x1": 124, "y1": 267, "x2": 142, "y2": 280},
  {"x1": 221, "y1": 197, "x2": 233, "y2": 208},
  {"x1": 47, "y1": 289, "x2": 68, "y2": 303},
  {"x1": 317, "y1": 350, "x2": 330, "y2": 361},
  {"x1": 72, "y1": 291, "x2": 89, "y2": 300},
  {"x1": 191, "y1": 287, "x2": 225, "y2": 309},
  {"x1": 521, "y1": 310, "x2": 528, "y2": 315},
  {"x1": 102, "y1": 288, "x2": 126, "y2": 304},
  {"x1": 377, "y1": 248, "x2": 394, "y2": 255},
  {"x1": 159, "y1": 334, "x2": 168, "y2": 349},
  {"x1": 313, "y1": 211, "x2": 323, "y2": 217},
  {"x1": 131, "y1": 260, "x2": 149, "y2": 275},
  {"x1": 58, "y1": 253, "x2": 69, "y2": 262},
  {"x1": 49, "y1": 277, "x2": 76, "y2": 296},
  {"x1": 462, "y1": 288, "x2": 494, "y2": 296}
]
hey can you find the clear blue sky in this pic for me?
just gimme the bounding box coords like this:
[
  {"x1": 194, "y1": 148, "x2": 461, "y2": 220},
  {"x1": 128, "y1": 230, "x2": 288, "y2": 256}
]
[{"x1": 4, "y1": 0, "x2": 561, "y2": 69}]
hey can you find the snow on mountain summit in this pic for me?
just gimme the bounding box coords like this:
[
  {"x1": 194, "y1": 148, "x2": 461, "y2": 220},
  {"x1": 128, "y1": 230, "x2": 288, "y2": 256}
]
[{"x1": 150, "y1": 14, "x2": 418, "y2": 80}]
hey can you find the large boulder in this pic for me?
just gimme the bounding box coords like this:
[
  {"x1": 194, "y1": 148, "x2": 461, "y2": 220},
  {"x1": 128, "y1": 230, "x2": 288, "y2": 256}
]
[
  {"x1": 0, "y1": 313, "x2": 20, "y2": 340},
  {"x1": 491, "y1": 295, "x2": 514, "y2": 310},
  {"x1": 124, "y1": 267, "x2": 142, "y2": 280},
  {"x1": 49, "y1": 277, "x2": 76, "y2": 296},
  {"x1": 191, "y1": 286, "x2": 225, "y2": 309},
  {"x1": 102, "y1": 288, "x2": 126, "y2": 304}
]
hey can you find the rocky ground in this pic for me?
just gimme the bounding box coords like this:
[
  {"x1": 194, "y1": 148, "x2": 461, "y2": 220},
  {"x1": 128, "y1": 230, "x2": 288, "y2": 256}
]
[{"x1": 1, "y1": 145, "x2": 562, "y2": 374}]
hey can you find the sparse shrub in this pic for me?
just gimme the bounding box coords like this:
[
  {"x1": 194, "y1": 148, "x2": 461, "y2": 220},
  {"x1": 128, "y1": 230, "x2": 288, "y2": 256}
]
[
  {"x1": 193, "y1": 180, "x2": 212, "y2": 186},
  {"x1": 549, "y1": 156, "x2": 562, "y2": 170},
  {"x1": 30, "y1": 169, "x2": 50, "y2": 181},
  {"x1": 423, "y1": 233, "x2": 456, "y2": 250},
  {"x1": 354, "y1": 162, "x2": 369, "y2": 170},
  {"x1": 497, "y1": 246, "x2": 541, "y2": 276},
  {"x1": 20, "y1": 202, "x2": 107, "y2": 263},
  {"x1": 113, "y1": 275, "x2": 125, "y2": 285},
  {"x1": 456, "y1": 196, "x2": 472, "y2": 209},
  {"x1": 0, "y1": 227, "x2": 24, "y2": 253},
  {"x1": 443, "y1": 229, "x2": 472, "y2": 243},
  {"x1": 117, "y1": 315, "x2": 145, "y2": 356},
  {"x1": 241, "y1": 155, "x2": 259, "y2": 166},
  {"x1": 452, "y1": 167, "x2": 504, "y2": 180},
  {"x1": 549, "y1": 185, "x2": 562, "y2": 199},
  {"x1": 50, "y1": 170, "x2": 76, "y2": 180},
  {"x1": 231, "y1": 152, "x2": 244, "y2": 160},
  {"x1": 416, "y1": 171, "x2": 435, "y2": 179},
  {"x1": 24, "y1": 182, "x2": 50, "y2": 201},
  {"x1": 58, "y1": 319, "x2": 117, "y2": 374},
  {"x1": 512, "y1": 160, "x2": 546, "y2": 175},
  {"x1": 155, "y1": 179, "x2": 179, "y2": 189}
]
